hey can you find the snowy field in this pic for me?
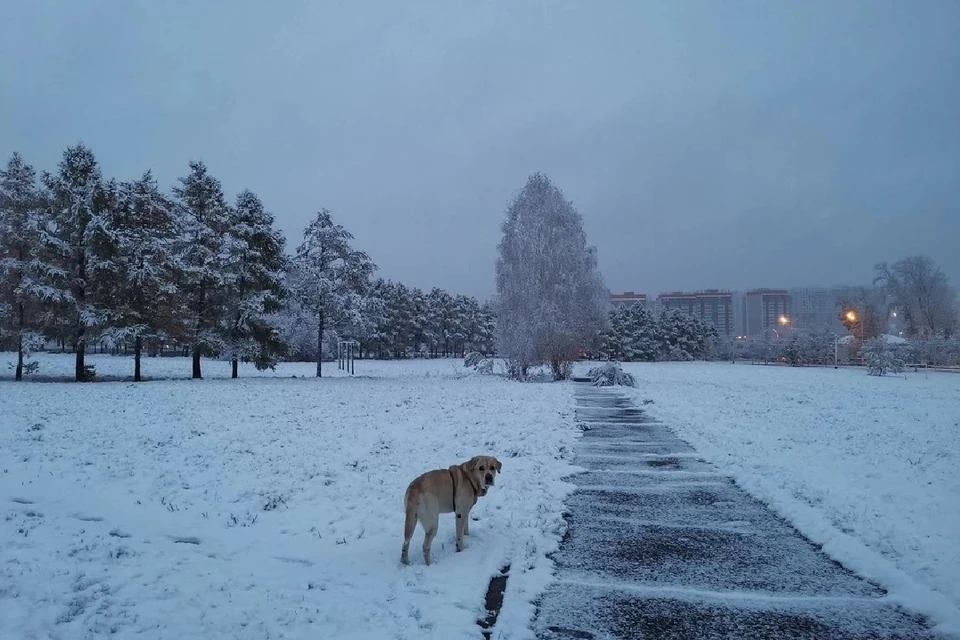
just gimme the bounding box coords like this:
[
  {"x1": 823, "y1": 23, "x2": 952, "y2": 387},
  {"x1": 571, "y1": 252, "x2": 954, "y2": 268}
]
[
  {"x1": 1, "y1": 355, "x2": 579, "y2": 639},
  {"x1": 614, "y1": 361, "x2": 960, "y2": 636}
]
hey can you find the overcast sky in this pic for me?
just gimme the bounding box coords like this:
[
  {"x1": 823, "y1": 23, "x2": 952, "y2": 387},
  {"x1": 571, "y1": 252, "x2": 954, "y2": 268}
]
[{"x1": 2, "y1": 1, "x2": 958, "y2": 300}]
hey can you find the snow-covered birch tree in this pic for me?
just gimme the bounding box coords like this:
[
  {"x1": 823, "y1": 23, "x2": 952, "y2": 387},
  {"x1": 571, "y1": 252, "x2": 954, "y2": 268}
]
[
  {"x1": 0, "y1": 153, "x2": 50, "y2": 380},
  {"x1": 172, "y1": 161, "x2": 232, "y2": 379},
  {"x1": 290, "y1": 208, "x2": 375, "y2": 377},
  {"x1": 221, "y1": 190, "x2": 288, "y2": 378},
  {"x1": 495, "y1": 173, "x2": 609, "y2": 380}
]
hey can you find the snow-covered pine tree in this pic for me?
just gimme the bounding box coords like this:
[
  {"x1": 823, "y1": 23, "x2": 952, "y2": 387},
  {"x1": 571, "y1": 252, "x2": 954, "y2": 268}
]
[
  {"x1": 365, "y1": 278, "x2": 395, "y2": 358},
  {"x1": 425, "y1": 287, "x2": 454, "y2": 357},
  {"x1": 290, "y1": 208, "x2": 375, "y2": 377},
  {"x1": 476, "y1": 301, "x2": 497, "y2": 355},
  {"x1": 0, "y1": 153, "x2": 50, "y2": 380},
  {"x1": 222, "y1": 190, "x2": 288, "y2": 378},
  {"x1": 40, "y1": 144, "x2": 113, "y2": 381},
  {"x1": 495, "y1": 173, "x2": 608, "y2": 380},
  {"x1": 371, "y1": 280, "x2": 418, "y2": 358},
  {"x1": 601, "y1": 303, "x2": 662, "y2": 362},
  {"x1": 172, "y1": 161, "x2": 232, "y2": 379},
  {"x1": 656, "y1": 310, "x2": 717, "y2": 361},
  {"x1": 86, "y1": 171, "x2": 183, "y2": 381},
  {"x1": 450, "y1": 294, "x2": 479, "y2": 357}
]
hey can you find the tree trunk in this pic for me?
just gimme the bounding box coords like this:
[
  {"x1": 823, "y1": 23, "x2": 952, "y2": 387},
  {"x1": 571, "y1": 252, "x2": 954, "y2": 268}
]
[
  {"x1": 15, "y1": 302, "x2": 25, "y2": 381},
  {"x1": 316, "y1": 309, "x2": 324, "y2": 377},
  {"x1": 75, "y1": 320, "x2": 86, "y2": 382},
  {"x1": 193, "y1": 284, "x2": 205, "y2": 379},
  {"x1": 232, "y1": 358, "x2": 239, "y2": 379},
  {"x1": 16, "y1": 336, "x2": 24, "y2": 381},
  {"x1": 134, "y1": 335, "x2": 142, "y2": 382}
]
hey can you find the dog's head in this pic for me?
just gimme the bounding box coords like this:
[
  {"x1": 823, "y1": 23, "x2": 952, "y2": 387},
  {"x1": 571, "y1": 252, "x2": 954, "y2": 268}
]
[{"x1": 463, "y1": 455, "x2": 502, "y2": 495}]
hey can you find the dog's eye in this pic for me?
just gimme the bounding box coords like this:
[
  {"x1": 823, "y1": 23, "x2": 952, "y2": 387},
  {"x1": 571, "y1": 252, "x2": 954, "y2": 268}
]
[{"x1": 479, "y1": 466, "x2": 485, "y2": 471}]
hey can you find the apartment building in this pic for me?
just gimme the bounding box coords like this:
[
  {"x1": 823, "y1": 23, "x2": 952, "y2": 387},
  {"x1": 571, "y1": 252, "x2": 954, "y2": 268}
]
[
  {"x1": 610, "y1": 291, "x2": 648, "y2": 308},
  {"x1": 744, "y1": 288, "x2": 792, "y2": 336}
]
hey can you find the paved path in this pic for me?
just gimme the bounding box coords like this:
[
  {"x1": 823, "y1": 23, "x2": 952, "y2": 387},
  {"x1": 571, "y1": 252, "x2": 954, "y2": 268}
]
[{"x1": 532, "y1": 384, "x2": 941, "y2": 640}]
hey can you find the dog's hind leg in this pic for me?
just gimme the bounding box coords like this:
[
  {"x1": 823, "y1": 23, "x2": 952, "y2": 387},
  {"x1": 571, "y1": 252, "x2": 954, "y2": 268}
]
[
  {"x1": 421, "y1": 511, "x2": 439, "y2": 566},
  {"x1": 401, "y1": 497, "x2": 418, "y2": 565}
]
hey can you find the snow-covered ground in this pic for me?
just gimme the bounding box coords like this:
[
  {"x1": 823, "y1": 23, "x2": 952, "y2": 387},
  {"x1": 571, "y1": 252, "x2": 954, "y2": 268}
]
[
  {"x1": 613, "y1": 361, "x2": 960, "y2": 636},
  {"x1": 1, "y1": 355, "x2": 579, "y2": 639}
]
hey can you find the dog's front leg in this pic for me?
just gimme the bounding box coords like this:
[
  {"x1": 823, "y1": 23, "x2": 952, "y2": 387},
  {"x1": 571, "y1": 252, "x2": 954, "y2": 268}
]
[{"x1": 455, "y1": 510, "x2": 467, "y2": 552}]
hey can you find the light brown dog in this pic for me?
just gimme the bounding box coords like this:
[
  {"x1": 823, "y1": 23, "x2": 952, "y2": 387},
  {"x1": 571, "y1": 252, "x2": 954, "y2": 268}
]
[{"x1": 400, "y1": 455, "x2": 502, "y2": 565}]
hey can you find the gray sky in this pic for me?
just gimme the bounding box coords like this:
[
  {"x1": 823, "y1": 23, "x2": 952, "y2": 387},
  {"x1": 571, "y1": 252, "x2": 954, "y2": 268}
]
[{"x1": 2, "y1": 0, "x2": 958, "y2": 300}]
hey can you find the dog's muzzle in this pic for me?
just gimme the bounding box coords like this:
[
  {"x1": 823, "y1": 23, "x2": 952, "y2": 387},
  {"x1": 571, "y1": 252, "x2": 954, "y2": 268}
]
[{"x1": 485, "y1": 474, "x2": 494, "y2": 486}]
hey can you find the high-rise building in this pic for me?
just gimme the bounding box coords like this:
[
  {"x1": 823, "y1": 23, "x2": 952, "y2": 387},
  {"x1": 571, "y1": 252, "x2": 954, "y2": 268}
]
[
  {"x1": 656, "y1": 289, "x2": 735, "y2": 336},
  {"x1": 610, "y1": 291, "x2": 648, "y2": 308},
  {"x1": 744, "y1": 288, "x2": 792, "y2": 336},
  {"x1": 788, "y1": 286, "x2": 859, "y2": 332}
]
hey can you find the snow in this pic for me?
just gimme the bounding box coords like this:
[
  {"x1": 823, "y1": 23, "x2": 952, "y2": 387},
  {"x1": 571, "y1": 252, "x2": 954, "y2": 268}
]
[
  {"x1": 1, "y1": 356, "x2": 580, "y2": 639},
  {"x1": 611, "y1": 361, "x2": 960, "y2": 637}
]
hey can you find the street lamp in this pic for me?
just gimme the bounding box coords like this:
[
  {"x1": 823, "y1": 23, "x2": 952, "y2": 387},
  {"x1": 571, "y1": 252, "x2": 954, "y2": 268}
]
[
  {"x1": 779, "y1": 315, "x2": 789, "y2": 326},
  {"x1": 843, "y1": 309, "x2": 864, "y2": 345}
]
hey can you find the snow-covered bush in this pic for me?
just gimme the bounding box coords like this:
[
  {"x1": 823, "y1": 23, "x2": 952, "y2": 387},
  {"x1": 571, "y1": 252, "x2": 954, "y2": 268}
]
[
  {"x1": 587, "y1": 361, "x2": 637, "y2": 387},
  {"x1": 864, "y1": 337, "x2": 906, "y2": 376},
  {"x1": 463, "y1": 351, "x2": 494, "y2": 374}
]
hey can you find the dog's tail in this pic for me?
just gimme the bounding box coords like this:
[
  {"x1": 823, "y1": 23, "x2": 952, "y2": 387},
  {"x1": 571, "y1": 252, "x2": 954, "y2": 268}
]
[{"x1": 403, "y1": 485, "x2": 418, "y2": 542}]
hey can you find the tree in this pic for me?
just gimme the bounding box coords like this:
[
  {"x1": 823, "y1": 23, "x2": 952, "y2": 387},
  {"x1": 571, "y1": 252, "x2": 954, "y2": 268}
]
[
  {"x1": 41, "y1": 144, "x2": 112, "y2": 381},
  {"x1": 875, "y1": 255, "x2": 957, "y2": 339},
  {"x1": 89, "y1": 171, "x2": 183, "y2": 381},
  {"x1": 657, "y1": 310, "x2": 717, "y2": 361},
  {"x1": 290, "y1": 208, "x2": 375, "y2": 377},
  {"x1": 864, "y1": 336, "x2": 906, "y2": 377},
  {"x1": 837, "y1": 286, "x2": 886, "y2": 342},
  {"x1": 0, "y1": 153, "x2": 50, "y2": 380},
  {"x1": 221, "y1": 190, "x2": 288, "y2": 378},
  {"x1": 601, "y1": 304, "x2": 661, "y2": 362},
  {"x1": 172, "y1": 161, "x2": 232, "y2": 379},
  {"x1": 425, "y1": 287, "x2": 454, "y2": 357},
  {"x1": 495, "y1": 173, "x2": 608, "y2": 380}
]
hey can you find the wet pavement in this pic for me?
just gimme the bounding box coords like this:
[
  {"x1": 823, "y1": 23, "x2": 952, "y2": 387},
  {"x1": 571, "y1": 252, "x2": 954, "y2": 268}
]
[{"x1": 532, "y1": 385, "x2": 942, "y2": 640}]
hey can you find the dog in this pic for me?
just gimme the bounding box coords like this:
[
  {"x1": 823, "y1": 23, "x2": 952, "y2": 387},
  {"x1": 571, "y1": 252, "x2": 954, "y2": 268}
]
[{"x1": 400, "y1": 455, "x2": 502, "y2": 565}]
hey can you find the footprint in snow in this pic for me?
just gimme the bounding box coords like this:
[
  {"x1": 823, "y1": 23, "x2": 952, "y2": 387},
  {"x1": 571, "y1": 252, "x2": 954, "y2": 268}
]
[
  {"x1": 11, "y1": 497, "x2": 34, "y2": 504},
  {"x1": 274, "y1": 556, "x2": 314, "y2": 566},
  {"x1": 73, "y1": 514, "x2": 104, "y2": 522},
  {"x1": 168, "y1": 535, "x2": 201, "y2": 545}
]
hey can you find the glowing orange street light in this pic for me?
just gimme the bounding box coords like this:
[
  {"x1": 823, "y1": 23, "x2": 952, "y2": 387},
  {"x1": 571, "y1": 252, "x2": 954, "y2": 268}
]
[
  {"x1": 779, "y1": 315, "x2": 789, "y2": 326},
  {"x1": 845, "y1": 310, "x2": 858, "y2": 323}
]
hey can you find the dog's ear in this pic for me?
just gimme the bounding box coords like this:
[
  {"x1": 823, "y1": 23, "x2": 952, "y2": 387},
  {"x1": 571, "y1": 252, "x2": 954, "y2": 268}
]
[{"x1": 494, "y1": 458, "x2": 502, "y2": 473}]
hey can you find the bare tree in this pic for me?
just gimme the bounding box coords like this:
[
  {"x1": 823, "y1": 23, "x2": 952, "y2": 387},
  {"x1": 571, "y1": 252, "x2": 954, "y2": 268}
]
[
  {"x1": 495, "y1": 173, "x2": 608, "y2": 380},
  {"x1": 874, "y1": 255, "x2": 957, "y2": 338},
  {"x1": 837, "y1": 286, "x2": 887, "y2": 342}
]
